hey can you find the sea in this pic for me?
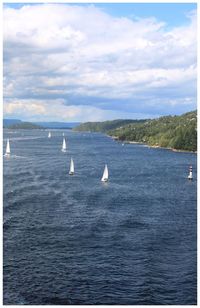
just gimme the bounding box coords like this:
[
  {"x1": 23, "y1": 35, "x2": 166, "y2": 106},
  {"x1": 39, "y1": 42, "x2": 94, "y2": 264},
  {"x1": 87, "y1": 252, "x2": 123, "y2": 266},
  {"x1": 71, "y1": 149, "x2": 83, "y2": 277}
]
[{"x1": 3, "y1": 129, "x2": 197, "y2": 305}]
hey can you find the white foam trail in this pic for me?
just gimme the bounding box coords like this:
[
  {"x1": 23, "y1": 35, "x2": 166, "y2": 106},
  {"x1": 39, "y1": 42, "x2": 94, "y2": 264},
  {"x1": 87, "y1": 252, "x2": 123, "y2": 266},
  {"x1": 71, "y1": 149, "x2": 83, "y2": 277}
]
[
  {"x1": 13, "y1": 155, "x2": 28, "y2": 159},
  {"x1": 4, "y1": 154, "x2": 28, "y2": 159},
  {"x1": 3, "y1": 136, "x2": 44, "y2": 141},
  {"x1": 5, "y1": 131, "x2": 17, "y2": 134}
]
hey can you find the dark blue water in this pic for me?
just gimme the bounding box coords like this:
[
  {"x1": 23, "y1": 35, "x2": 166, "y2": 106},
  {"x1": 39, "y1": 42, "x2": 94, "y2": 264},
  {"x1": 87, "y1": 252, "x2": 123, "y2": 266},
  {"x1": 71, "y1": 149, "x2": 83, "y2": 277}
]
[{"x1": 3, "y1": 129, "x2": 197, "y2": 305}]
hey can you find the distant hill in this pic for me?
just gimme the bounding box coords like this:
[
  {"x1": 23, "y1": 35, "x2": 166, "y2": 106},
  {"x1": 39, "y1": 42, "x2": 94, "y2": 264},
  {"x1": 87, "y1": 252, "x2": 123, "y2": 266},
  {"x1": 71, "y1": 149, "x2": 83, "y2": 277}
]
[
  {"x1": 109, "y1": 110, "x2": 197, "y2": 152},
  {"x1": 33, "y1": 122, "x2": 81, "y2": 129},
  {"x1": 3, "y1": 119, "x2": 22, "y2": 127},
  {"x1": 73, "y1": 111, "x2": 197, "y2": 152},
  {"x1": 74, "y1": 119, "x2": 146, "y2": 132},
  {"x1": 3, "y1": 119, "x2": 81, "y2": 129},
  {"x1": 7, "y1": 122, "x2": 43, "y2": 129}
]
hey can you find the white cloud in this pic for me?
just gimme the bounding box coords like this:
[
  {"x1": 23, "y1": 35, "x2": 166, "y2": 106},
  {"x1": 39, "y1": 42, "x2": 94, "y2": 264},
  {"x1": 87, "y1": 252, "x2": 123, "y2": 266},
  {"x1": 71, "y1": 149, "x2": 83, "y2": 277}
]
[
  {"x1": 4, "y1": 98, "x2": 154, "y2": 122},
  {"x1": 3, "y1": 4, "x2": 197, "y2": 120}
]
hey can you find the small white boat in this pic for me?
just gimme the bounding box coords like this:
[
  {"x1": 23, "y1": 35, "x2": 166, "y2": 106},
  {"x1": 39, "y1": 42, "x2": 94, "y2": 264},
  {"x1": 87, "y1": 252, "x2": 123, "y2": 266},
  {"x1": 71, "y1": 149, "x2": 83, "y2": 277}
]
[
  {"x1": 63, "y1": 132, "x2": 65, "y2": 137},
  {"x1": 62, "y1": 137, "x2": 67, "y2": 152},
  {"x1": 5, "y1": 139, "x2": 11, "y2": 156},
  {"x1": 48, "y1": 131, "x2": 51, "y2": 138},
  {"x1": 188, "y1": 165, "x2": 193, "y2": 180},
  {"x1": 69, "y1": 158, "x2": 74, "y2": 175},
  {"x1": 101, "y1": 164, "x2": 108, "y2": 182}
]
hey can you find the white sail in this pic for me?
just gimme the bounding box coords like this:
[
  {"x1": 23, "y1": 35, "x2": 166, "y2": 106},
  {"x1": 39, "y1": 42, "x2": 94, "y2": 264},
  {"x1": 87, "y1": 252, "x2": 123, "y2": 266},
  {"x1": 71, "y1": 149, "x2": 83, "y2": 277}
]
[
  {"x1": 62, "y1": 137, "x2": 67, "y2": 152},
  {"x1": 69, "y1": 158, "x2": 74, "y2": 175},
  {"x1": 188, "y1": 166, "x2": 193, "y2": 180},
  {"x1": 188, "y1": 172, "x2": 193, "y2": 180},
  {"x1": 48, "y1": 131, "x2": 51, "y2": 138},
  {"x1": 5, "y1": 139, "x2": 10, "y2": 156},
  {"x1": 101, "y1": 164, "x2": 108, "y2": 182}
]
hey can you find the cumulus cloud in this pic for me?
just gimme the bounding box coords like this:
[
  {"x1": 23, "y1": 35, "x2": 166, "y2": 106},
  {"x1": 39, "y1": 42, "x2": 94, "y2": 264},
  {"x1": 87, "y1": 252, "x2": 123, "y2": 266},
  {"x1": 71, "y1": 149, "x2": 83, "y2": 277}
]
[
  {"x1": 3, "y1": 4, "x2": 197, "y2": 121},
  {"x1": 4, "y1": 98, "x2": 154, "y2": 122},
  {"x1": 3, "y1": 98, "x2": 104, "y2": 121}
]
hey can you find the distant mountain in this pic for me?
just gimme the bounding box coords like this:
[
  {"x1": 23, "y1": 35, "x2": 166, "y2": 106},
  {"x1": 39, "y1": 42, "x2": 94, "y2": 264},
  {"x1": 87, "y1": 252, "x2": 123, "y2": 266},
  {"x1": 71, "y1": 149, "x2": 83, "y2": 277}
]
[
  {"x1": 33, "y1": 122, "x2": 81, "y2": 129},
  {"x1": 3, "y1": 119, "x2": 22, "y2": 127},
  {"x1": 74, "y1": 119, "x2": 146, "y2": 132}
]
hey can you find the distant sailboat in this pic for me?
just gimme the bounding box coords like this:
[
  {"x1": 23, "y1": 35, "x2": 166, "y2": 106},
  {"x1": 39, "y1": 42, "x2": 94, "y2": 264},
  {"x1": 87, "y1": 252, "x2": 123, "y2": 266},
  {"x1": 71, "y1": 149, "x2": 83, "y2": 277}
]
[
  {"x1": 69, "y1": 158, "x2": 74, "y2": 175},
  {"x1": 5, "y1": 139, "x2": 11, "y2": 156},
  {"x1": 62, "y1": 137, "x2": 67, "y2": 152},
  {"x1": 48, "y1": 131, "x2": 51, "y2": 138},
  {"x1": 101, "y1": 164, "x2": 108, "y2": 182},
  {"x1": 63, "y1": 132, "x2": 65, "y2": 137},
  {"x1": 188, "y1": 165, "x2": 193, "y2": 180}
]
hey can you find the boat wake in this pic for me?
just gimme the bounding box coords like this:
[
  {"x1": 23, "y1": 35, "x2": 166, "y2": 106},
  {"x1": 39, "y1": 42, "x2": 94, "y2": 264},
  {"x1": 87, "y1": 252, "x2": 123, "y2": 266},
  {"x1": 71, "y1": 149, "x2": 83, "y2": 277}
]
[
  {"x1": 4, "y1": 136, "x2": 43, "y2": 141},
  {"x1": 4, "y1": 154, "x2": 28, "y2": 159}
]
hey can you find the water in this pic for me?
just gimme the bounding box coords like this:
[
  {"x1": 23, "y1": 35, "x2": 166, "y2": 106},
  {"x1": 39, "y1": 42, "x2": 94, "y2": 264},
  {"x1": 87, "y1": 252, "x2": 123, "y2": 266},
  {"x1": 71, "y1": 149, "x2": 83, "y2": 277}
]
[{"x1": 3, "y1": 129, "x2": 197, "y2": 305}]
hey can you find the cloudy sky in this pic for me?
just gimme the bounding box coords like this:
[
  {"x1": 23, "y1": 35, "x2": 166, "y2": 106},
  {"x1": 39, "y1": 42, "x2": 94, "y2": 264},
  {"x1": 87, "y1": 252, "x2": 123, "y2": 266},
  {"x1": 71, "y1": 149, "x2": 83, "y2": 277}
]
[{"x1": 3, "y1": 3, "x2": 197, "y2": 122}]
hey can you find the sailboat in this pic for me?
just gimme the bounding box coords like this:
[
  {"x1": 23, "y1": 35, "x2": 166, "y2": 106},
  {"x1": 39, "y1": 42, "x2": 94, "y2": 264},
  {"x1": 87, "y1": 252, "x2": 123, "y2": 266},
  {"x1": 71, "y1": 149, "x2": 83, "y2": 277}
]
[
  {"x1": 69, "y1": 158, "x2": 74, "y2": 175},
  {"x1": 5, "y1": 139, "x2": 11, "y2": 156},
  {"x1": 62, "y1": 137, "x2": 67, "y2": 152},
  {"x1": 188, "y1": 165, "x2": 193, "y2": 180},
  {"x1": 101, "y1": 164, "x2": 108, "y2": 182},
  {"x1": 48, "y1": 131, "x2": 51, "y2": 138}
]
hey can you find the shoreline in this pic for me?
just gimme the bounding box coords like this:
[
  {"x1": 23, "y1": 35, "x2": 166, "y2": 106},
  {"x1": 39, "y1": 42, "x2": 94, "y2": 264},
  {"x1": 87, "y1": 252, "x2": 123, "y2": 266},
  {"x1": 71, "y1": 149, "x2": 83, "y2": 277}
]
[{"x1": 109, "y1": 135, "x2": 197, "y2": 154}]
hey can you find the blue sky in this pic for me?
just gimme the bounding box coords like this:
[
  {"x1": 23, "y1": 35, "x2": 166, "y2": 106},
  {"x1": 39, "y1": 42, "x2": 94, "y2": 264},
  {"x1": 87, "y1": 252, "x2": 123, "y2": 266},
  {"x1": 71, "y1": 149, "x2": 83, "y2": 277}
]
[
  {"x1": 91, "y1": 3, "x2": 196, "y2": 27},
  {"x1": 3, "y1": 3, "x2": 197, "y2": 121},
  {"x1": 5, "y1": 3, "x2": 197, "y2": 27}
]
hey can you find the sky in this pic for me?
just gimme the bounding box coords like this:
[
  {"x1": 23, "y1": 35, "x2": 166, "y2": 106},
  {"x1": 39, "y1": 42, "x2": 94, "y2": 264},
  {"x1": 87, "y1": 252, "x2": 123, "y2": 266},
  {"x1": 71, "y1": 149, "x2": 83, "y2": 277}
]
[{"x1": 3, "y1": 3, "x2": 197, "y2": 122}]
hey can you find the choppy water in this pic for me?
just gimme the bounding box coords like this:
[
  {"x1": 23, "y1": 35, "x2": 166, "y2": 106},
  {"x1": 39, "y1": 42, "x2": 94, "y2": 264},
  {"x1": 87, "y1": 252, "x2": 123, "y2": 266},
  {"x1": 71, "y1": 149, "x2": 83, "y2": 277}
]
[{"x1": 3, "y1": 129, "x2": 197, "y2": 305}]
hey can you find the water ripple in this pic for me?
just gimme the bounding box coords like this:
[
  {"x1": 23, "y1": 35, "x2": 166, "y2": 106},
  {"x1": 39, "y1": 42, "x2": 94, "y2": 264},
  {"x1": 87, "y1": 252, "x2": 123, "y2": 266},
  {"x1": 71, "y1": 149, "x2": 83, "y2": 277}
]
[{"x1": 3, "y1": 129, "x2": 197, "y2": 305}]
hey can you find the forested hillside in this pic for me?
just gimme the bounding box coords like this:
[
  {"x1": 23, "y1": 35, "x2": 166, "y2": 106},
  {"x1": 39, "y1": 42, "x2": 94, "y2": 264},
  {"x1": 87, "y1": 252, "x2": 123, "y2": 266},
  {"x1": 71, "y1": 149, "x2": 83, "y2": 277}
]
[
  {"x1": 109, "y1": 111, "x2": 197, "y2": 152},
  {"x1": 74, "y1": 111, "x2": 197, "y2": 152},
  {"x1": 74, "y1": 119, "x2": 146, "y2": 132},
  {"x1": 6, "y1": 122, "x2": 42, "y2": 129}
]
